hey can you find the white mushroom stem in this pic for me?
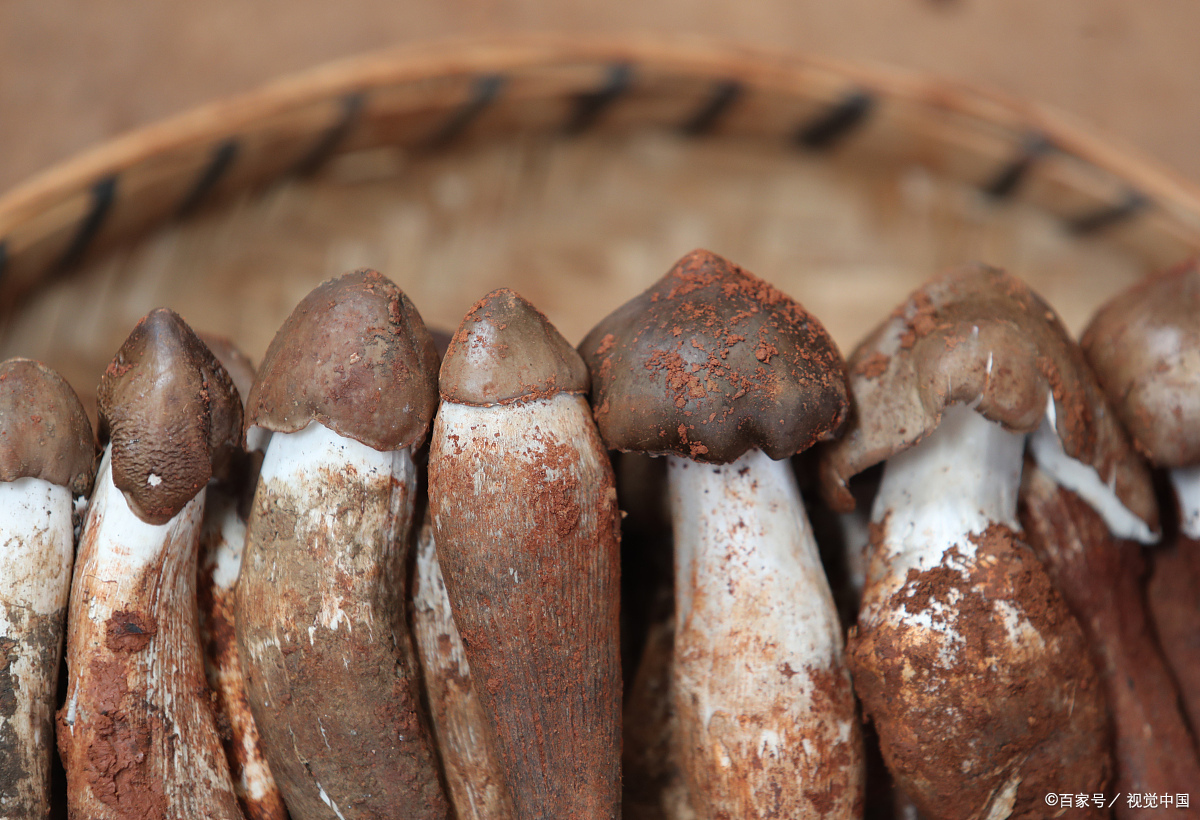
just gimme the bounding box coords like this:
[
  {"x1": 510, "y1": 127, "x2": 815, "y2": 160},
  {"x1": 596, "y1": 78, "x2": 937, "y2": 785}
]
[
  {"x1": 197, "y1": 484, "x2": 287, "y2": 820},
  {"x1": 668, "y1": 447, "x2": 862, "y2": 819},
  {"x1": 237, "y1": 419, "x2": 446, "y2": 820},
  {"x1": 1169, "y1": 465, "x2": 1200, "y2": 541},
  {"x1": 412, "y1": 520, "x2": 515, "y2": 820},
  {"x1": 59, "y1": 447, "x2": 242, "y2": 819},
  {"x1": 867, "y1": 403, "x2": 1023, "y2": 607},
  {"x1": 0, "y1": 477, "x2": 75, "y2": 818},
  {"x1": 1028, "y1": 397, "x2": 1157, "y2": 544}
]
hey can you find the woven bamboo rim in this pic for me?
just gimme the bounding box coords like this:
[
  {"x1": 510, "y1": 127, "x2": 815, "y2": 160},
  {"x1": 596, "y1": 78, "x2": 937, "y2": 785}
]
[{"x1": 2, "y1": 34, "x2": 1199, "y2": 416}]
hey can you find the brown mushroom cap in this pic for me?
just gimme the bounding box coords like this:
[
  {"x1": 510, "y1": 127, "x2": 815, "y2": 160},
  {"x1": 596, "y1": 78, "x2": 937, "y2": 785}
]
[
  {"x1": 1081, "y1": 258, "x2": 1200, "y2": 469},
  {"x1": 99, "y1": 308, "x2": 243, "y2": 524},
  {"x1": 246, "y1": 269, "x2": 439, "y2": 451},
  {"x1": 0, "y1": 358, "x2": 97, "y2": 496},
  {"x1": 440, "y1": 288, "x2": 589, "y2": 406},
  {"x1": 818, "y1": 263, "x2": 1157, "y2": 530},
  {"x1": 198, "y1": 332, "x2": 256, "y2": 412},
  {"x1": 578, "y1": 249, "x2": 848, "y2": 464}
]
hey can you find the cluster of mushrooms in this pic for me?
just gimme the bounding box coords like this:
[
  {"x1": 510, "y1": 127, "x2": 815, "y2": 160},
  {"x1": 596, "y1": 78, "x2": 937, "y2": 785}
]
[{"x1": 2, "y1": 249, "x2": 1199, "y2": 820}]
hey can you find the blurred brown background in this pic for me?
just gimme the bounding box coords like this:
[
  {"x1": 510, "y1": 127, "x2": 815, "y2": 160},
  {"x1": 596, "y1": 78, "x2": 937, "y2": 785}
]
[{"x1": 2, "y1": 1, "x2": 1199, "y2": 193}]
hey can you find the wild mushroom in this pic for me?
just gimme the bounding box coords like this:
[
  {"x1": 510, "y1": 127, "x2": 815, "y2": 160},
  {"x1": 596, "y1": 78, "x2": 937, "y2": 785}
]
[
  {"x1": 0, "y1": 359, "x2": 94, "y2": 819},
  {"x1": 428, "y1": 288, "x2": 622, "y2": 820},
  {"x1": 819, "y1": 264, "x2": 1132, "y2": 819},
  {"x1": 1080, "y1": 258, "x2": 1200, "y2": 738},
  {"x1": 194, "y1": 333, "x2": 287, "y2": 820},
  {"x1": 236, "y1": 269, "x2": 448, "y2": 820},
  {"x1": 1020, "y1": 463, "x2": 1200, "y2": 805},
  {"x1": 57, "y1": 308, "x2": 244, "y2": 819},
  {"x1": 579, "y1": 249, "x2": 863, "y2": 819},
  {"x1": 412, "y1": 519, "x2": 515, "y2": 820}
]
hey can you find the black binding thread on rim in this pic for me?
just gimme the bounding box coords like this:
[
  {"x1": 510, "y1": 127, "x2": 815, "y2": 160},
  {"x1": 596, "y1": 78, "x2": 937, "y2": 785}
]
[
  {"x1": 293, "y1": 91, "x2": 366, "y2": 176},
  {"x1": 564, "y1": 63, "x2": 634, "y2": 135},
  {"x1": 1067, "y1": 190, "x2": 1150, "y2": 235},
  {"x1": 680, "y1": 80, "x2": 743, "y2": 136},
  {"x1": 794, "y1": 90, "x2": 875, "y2": 149},
  {"x1": 425, "y1": 74, "x2": 507, "y2": 149},
  {"x1": 177, "y1": 139, "x2": 240, "y2": 217},
  {"x1": 57, "y1": 175, "x2": 117, "y2": 271},
  {"x1": 984, "y1": 134, "x2": 1055, "y2": 199}
]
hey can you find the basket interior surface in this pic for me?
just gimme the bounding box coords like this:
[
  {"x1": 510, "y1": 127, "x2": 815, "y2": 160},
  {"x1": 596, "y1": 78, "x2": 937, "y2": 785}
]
[{"x1": 2, "y1": 38, "x2": 1197, "y2": 420}]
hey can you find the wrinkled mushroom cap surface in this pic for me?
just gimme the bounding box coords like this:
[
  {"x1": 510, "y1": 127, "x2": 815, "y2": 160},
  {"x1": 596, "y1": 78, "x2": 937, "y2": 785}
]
[
  {"x1": 1082, "y1": 259, "x2": 1200, "y2": 469},
  {"x1": 0, "y1": 358, "x2": 96, "y2": 496},
  {"x1": 819, "y1": 264, "x2": 1157, "y2": 529},
  {"x1": 440, "y1": 288, "x2": 589, "y2": 406},
  {"x1": 99, "y1": 309, "x2": 243, "y2": 524},
  {"x1": 579, "y1": 249, "x2": 848, "y2": 464},
  {"x1": 246, "y1": 269, "x2": 440, "y2": 451}
]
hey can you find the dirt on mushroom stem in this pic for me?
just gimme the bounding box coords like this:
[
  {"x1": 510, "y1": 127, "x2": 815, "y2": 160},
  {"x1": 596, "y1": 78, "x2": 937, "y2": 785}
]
[
  {"x1": 196, "y1": 481, "x2": 288, "y2": 820},
  {"x1": 1019, "y1": 462, "x2": 1200, "y2": 810},
  {"x1": 850, "y1": 519, "x2": 1110, "y2": 819},
  {"x1": 57, "y1": 451, "x2": 243, "y2": 820},
  {"x1": 667, "y1": 450, "x2": 863, "y2": 820},
  {"x1": 845, "y1": 405, "x2": 1110, "y2": 820},
  {"x1": 1146, "y1": 529, "x2": 1200, "y2": 740},
  {"x1": 412, "y1": 519, "x2": 515, "y2": 820},
  {"x1": 0, "y1": 478, "x2": 74, "y2": 819},
  {"x1": 428, "y1": 394, "x2": 622, "y2": 820},
  {"x1": 235, "y1": 421, "x2": 448, "y2": 820}
]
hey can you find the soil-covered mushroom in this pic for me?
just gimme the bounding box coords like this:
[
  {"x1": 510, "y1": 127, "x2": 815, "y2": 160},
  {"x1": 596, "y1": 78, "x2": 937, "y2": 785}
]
[
  {"x1": 0, "y1": 359, "x2": 95, "y2": 820},
  {"x1": 1020, "y1": 462, "x2": 1200, "y2": 811},
  {"x1": 412, "y1": 520, "x2": 515, "y2": 820},
  {"x1": 818, "y1": 264, "x2": 1123, "y2": 819},
  {"x1": 194, "y1": 333, "x2": 287, "y2": 820},
  {"x1": 1081, "y1": 258, "x2": 1200, "y2": 745},
  {"x1": 580, "y1": 249, "x2": 863, "y2": 819},
  {"x1": 236, "y1": 269, "x2": 447, "y2": 820},
  {"x1": 57, "y1": 308, "x2": 244, "y2": 820},
  {"x1": 428, "y1": 288, "x2": 622, "y2": 820}
]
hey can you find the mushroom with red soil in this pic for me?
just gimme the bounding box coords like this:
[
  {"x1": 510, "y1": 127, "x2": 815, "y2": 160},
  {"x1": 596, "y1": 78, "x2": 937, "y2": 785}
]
[
  {"x1": 818, "y1": 264, "x2": 1147, "y2": 819},
  {"x1": 428, "y1": 288, "x2": 622, "y2": 820},
  {"x1": 1081, "y1": 258, "x2": 1200, "y2": 739},
  {"x1": 579, "y1": 249, "x2": 864, "y2": 819},
  {"x1": 194, "y1": 333, "x2": 288, "y2": 820},
  {"x1": 57, "y1": 308, "x2": 245, "y2": 820},
  {"x1": 0, "y1": 359, "x2": 95, "y2": 820},
  {"x1": 412, "y1": 520, "x2": 515, "y2": 820},
  {"x1": 236, "y1": 269, "x2": 448, "y2": 820}
]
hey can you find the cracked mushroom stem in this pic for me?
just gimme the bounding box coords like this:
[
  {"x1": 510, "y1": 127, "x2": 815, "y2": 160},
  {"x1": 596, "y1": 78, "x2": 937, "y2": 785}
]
[
  {"x1": 412, "y1": 520, "x2": 515, "y2": 820},
  {"x1": 428, "y1": 288, "x2": 622, "y2": 820},
  {"x1": 194, "y1": 334, "x2": 287, "y2": 820},
  {"x1": 57, "y1": 308, "x2": 244, "y2": 820},
  {"x1": 0, "y1": 359, "x2": 95, "y2": 820},
  {"x1": 1019, "y1": 462, "x2": 1200, "y2": 810},
  {"x1": 818, "y1": 266, "x2": 1115, "y2": 819},
  {"x1": 579, "y1": 249, "x2": 862, "y2": 819},
  {"x1": 236, "y1": 269, "x2": 447, "y2": 820},
  {"x1": 1080, "y1": 257, "x2": 1200, "y2": 743}
]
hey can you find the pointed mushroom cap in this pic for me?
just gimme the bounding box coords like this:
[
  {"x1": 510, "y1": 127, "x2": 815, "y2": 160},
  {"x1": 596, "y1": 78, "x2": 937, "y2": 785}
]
[
  {"x1": 99, "y1": 308, "x2": 243, "y2": 524},
  {"x1": 1081, "y1": 259, "x2": 1200, "y2": 469},
  {"x1": 578, "y1": 249, "x2": 848, "y2": 464},
  {"x1": 246, "y1": 269, "x2": 439, "y2": 451},
  {"x1": 0, "y1": 358, "x2": 97, "y2": 496},
  {"x1": 818, "y1": 264, "x2": 1157, "y2": 529},
  {"x1": 440, "y1": 289, "x2": 589, "y2": 406}
]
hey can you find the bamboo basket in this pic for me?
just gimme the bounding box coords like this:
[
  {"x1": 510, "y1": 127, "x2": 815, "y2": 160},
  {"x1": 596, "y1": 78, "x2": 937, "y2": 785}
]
[{"x1": 2, "y1": 33, "x2": 1200, "y2": 420}]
